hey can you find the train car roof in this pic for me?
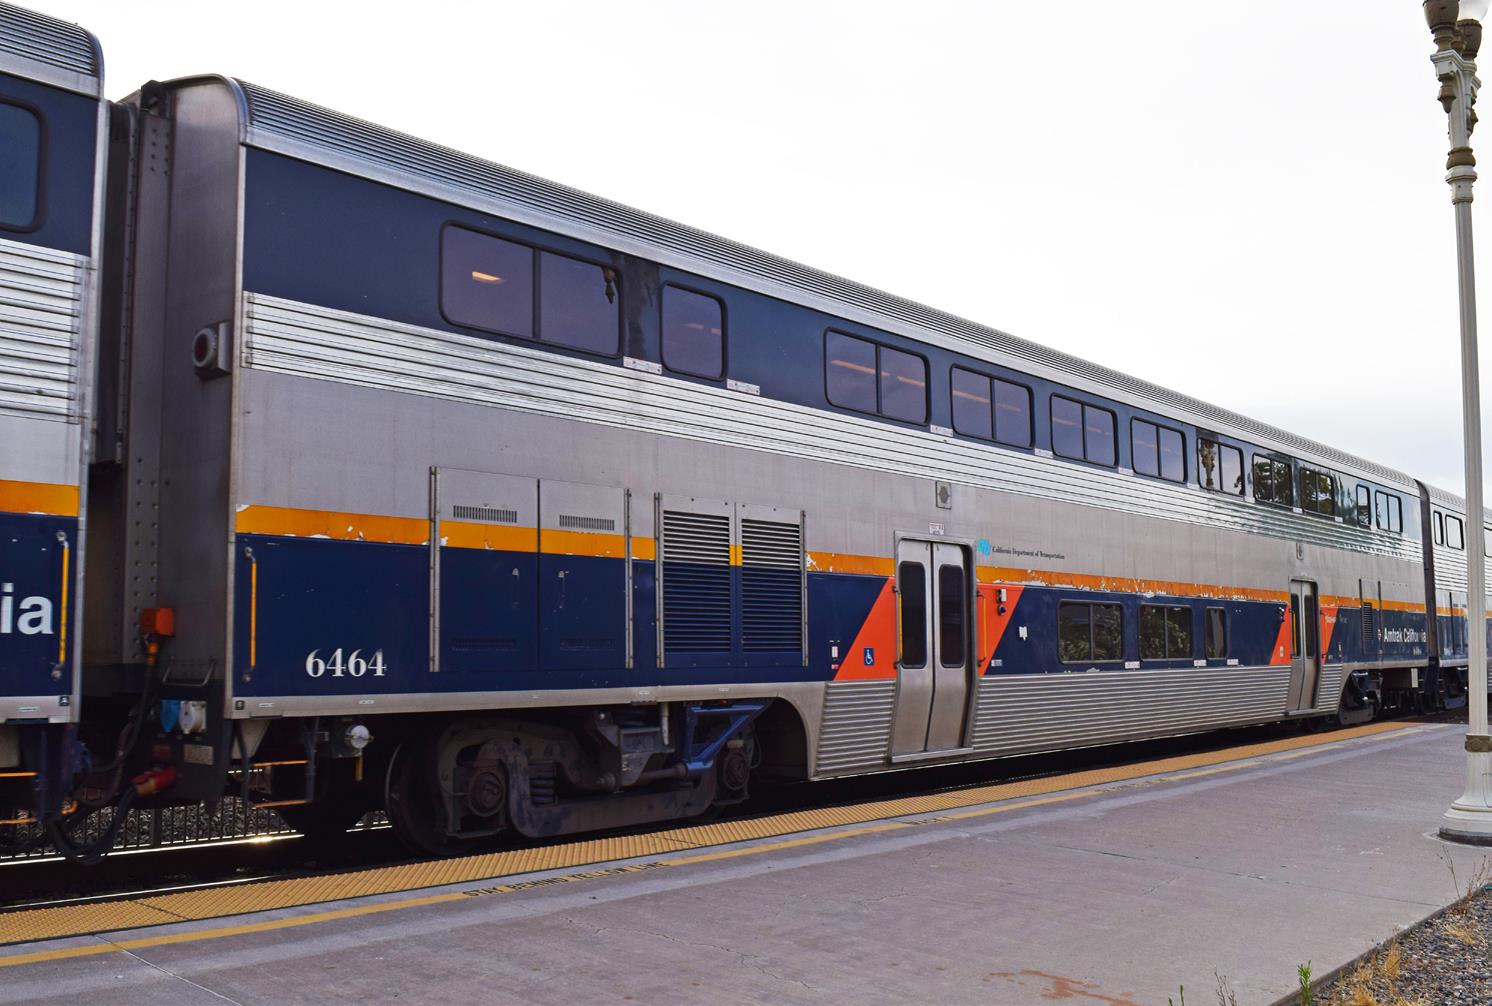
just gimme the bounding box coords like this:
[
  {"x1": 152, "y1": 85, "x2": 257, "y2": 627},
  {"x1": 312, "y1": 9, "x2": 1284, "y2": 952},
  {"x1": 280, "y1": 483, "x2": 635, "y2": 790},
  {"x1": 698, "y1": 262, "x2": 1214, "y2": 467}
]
[
  {"x1": 0, "y1": 2, "x2": 101, "y2": 96},
  {"x1": 168, "y1": 75, "x2": 1455, "y2": 503}
]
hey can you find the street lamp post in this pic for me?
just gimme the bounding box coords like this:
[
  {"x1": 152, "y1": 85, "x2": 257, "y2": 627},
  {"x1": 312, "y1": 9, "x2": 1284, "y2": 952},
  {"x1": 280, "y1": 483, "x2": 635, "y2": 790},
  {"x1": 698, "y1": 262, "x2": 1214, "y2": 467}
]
[{"x1": 1426, "y1": 0, "x2": 1492, "y2": 845}]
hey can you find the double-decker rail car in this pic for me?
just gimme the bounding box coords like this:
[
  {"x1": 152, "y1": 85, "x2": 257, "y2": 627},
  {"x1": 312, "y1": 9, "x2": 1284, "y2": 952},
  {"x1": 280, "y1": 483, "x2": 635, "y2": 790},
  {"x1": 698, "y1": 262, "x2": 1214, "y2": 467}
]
[
  {"x1": 56, "y1": 70, "x2": 1482, "y2": 857},
  {"x1": 0, "y1": 3, "x2": 106, "y2": 824}
]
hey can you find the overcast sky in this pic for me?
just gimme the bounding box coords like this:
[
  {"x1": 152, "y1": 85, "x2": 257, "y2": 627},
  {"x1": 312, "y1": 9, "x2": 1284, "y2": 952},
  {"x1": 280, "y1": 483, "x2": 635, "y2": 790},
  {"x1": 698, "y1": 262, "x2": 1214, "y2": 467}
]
[{"x1": 27, "y1": 0, "x2": 1492, "y2": 496}]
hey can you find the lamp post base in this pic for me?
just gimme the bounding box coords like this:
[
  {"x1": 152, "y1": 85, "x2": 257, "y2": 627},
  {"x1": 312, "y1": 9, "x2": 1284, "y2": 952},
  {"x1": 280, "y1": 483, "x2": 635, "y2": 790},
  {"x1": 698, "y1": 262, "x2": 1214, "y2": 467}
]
[{"x1": 1440, "y1": 749, "x2": 1492, "y2": 845}]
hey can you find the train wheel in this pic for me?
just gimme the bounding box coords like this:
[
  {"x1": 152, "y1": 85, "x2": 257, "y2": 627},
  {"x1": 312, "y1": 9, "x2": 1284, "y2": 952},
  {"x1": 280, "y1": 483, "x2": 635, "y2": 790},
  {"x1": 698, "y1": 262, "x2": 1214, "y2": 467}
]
[{"x1": 384, "y1": 739, "x2": 480, "y2": 858}]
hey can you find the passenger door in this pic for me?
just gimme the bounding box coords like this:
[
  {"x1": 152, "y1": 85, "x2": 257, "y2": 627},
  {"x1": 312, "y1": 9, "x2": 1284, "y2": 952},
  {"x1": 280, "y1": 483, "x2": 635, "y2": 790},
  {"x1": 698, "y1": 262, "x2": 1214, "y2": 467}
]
[
  {"x1": 1288, "y1": 578, "x2": 1320, "y2": 712},
  {"x1": 891, "y1": 539, "x2": 975, "y2": 757}
]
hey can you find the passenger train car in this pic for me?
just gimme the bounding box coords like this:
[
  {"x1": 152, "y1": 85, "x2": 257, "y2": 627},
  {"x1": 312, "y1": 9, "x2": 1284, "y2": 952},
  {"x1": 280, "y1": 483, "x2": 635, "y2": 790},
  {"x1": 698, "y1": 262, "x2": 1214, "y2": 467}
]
[
  {"x1": 0, "y1": 4, "x2": 106, "y2": 826},
  {"x1": 0, "y1": 1, "x2": 1484, "y2": 857}
]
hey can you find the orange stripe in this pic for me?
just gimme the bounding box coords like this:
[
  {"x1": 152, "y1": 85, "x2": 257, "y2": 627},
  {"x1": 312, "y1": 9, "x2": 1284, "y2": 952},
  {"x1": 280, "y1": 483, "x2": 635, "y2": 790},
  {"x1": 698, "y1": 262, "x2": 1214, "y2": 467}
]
[
  {"x1": 540, "y1": 529, "x2": 626, "y2": 559},
  {"x1": 0, "y1": 480, "x2": 79, "y2": 518},
  {"x1": 441, "y1": 521, "x2": 535, "y2": 551},
  {"x1": 975, "y1": 565, "x2": 1290, "y2": 604},
  {"x1": 235, "y1": 505, "x2": 427, "y2": 544},
  {"x1": 631, "y1": 537, "x2": 656, "y2": 561},
  {"x1": 809, "y1": 551, "x2": 896, "y2": 577}
]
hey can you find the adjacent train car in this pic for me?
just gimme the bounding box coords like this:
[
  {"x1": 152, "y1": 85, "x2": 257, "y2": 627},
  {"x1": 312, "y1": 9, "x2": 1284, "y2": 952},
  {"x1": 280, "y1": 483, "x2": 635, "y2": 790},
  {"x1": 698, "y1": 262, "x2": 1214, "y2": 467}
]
[
  {"x1": 0, "y1": 3, "x2": 106, "y2": 822},
  {"x1": 65, "y1": 72, "x2": 1482, "y2": 855}
]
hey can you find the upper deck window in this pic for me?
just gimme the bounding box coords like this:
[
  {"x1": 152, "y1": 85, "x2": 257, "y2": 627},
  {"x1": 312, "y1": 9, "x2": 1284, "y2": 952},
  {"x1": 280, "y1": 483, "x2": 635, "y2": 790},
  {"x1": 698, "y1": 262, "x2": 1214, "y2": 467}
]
[
  {"x1": 1198, "y1": 438, "x2": 1245, "y2": 496},
  {"x1": 825, "y1": 331, "x2": 927, "y2": 424},
  {"x1": 1374, "y1": 490, "x2": 1403, "y2": 533},
  {"x1": 1252, "y1": 455, "x2": 1294, "y2": 508},
  {"x1": 1052, "y1": 395, "x2": 1116, "y2": 467},
  {"x1": 0, "y1": 102, "x2": 42, "y2": 230},
  {"x1": 661, "y1": 285, "x2": 725, "y2": 380},
  {"x1": 1447, "y1": 514, "x2": 1465, "y2": 550},
  {"x1": 1355, "y1": 485, "x2": 1372, "y2": 527},
  {"x1": 441, "y1": 226, "x2": 620, "y2": 356},
  {"x1": 1132, "y1": 419, "x2": 1185, "y2": 482},
  {"x1": 951, "y1": 367, "x2": 1033, "y2": 447},
  {"x1": 1300, "y1": 466, "x2": 1335, "y2": 517}
]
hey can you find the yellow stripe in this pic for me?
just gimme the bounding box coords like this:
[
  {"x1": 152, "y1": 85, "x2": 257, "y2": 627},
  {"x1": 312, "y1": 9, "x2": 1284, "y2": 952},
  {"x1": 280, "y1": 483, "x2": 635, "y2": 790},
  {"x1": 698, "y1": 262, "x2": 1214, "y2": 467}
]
[
  {"x1": 0, "y1": 480, "x2": 79, "y2": 518},
  {"x1": 440, "y1": 521, "x2": 536, "y2": 551},
  {"x1": 631, "y1": 536, "x2": 656, "y2": 561},
  {"x1": 235, "y1": 505, "x2": 427, "y2": 544},
  {"x1": 540, "y1": 529, "x2": 626, "y2": 559},
  {"x1": 0, "y1": 720, "x2": 1417, "y2": 956},
  {"x1": 55, "y1": 537, "x2": 68, "y2": 666},
  {"x1": 729, "y1": 543, "x2": 743, "y2": 566}
]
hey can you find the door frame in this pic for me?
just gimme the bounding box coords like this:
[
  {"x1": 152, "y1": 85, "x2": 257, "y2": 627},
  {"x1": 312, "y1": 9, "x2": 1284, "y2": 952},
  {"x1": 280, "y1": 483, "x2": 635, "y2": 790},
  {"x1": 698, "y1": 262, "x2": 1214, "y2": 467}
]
[{"x1": 1287, "y1": 577, "x2": 1321, "y2": 713}]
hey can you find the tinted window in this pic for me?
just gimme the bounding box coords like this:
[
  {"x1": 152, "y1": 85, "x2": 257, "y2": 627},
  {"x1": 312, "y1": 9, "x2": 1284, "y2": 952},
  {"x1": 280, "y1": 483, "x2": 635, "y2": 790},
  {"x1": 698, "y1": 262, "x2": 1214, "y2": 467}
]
[
  {"x1": 0, "y1": 103, "x2": 40, "y2": 229},
  {"x1": 951, "y1": 367, "x2": 992, "y2": 438},
  {"x1": 1253, "y1": 456, "x2": 1293, "y2": 507},
  {"x1": 1300, "y1": 467, "x2": 1335, "y2": 517},
  {"x1": 826, "y1": 332, "x2": 877, "y2": 413},
  {"x1": 1092, "y1": 603, "x2": 1123, "y2": 660},
  {"x1": 1132, "y1": 420, "x2": 1159, "y2": 477},
  {"x1": 1051, "y1": 396, "x2": 1084, "y2": 460},
  {"x1": 1140, "y1": 604, "x2": 1191, "y2": 659},
  {"x1": 879, "y1": 346, "x2": 927, "y2": 424},
  {"x1": 1375, "y1": 491, "x2": 1402, "y2": 533},
  {"x1": 1199, "y1": 439, "x2": 1244, "y2": 496},
  {"x1": 898, "y1": 561, "x2": 927, "y2": 667},
  {"x1": 1435, "y1": 511, "x2": 1445, "y2": 545},
  {"x1": 1204, "y1": 607, "x2": 1226, "y2": 659},
  {"x1": 1059, "y1": 602, "x2": 1123, "y2": 662},
  {"x1": 441, "y1": 226, "x2": 534, "y2": 338},
  {"x1": 1085, "y1": 407, "x2": 1116, "y2": 466},
  {"x1": 661, "y1": 286, "x2": 724, "y2": 379},
  {"x1": 539, "y1": 251, "x2": 619, "y2": 355},
  {"x1": 1158, "y1": 427, "x2": 1185, "y2": 482},
  {"x1": 993, "y1": 378, "x2": 1033, "y2": 447},
  {"x1": 937, "y1": 564, "x2": 966, "y2": 667},
  {"x1": 1448, "y1": 515, "x2": 1465, "y2": 550},
  {"x1": 1355, "y1": 485, "x2": 1371, "y2": 528}
]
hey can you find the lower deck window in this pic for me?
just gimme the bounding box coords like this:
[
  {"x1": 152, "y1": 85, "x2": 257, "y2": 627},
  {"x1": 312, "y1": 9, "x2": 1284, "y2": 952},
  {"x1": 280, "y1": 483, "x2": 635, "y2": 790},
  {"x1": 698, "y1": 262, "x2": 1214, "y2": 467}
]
[
  {"x1": 1140, "y1": 604, "x2": 1191, "y2": 659},
  {"x1": 0, "y1": 102, "x2": 40, "y2": 230},
  {"x1": 1058, "y1": 601, "x2": 1123, "y2": 662},
  {"x1": 1204, "y1": 607, "x2": 1227, "y2": 659}
]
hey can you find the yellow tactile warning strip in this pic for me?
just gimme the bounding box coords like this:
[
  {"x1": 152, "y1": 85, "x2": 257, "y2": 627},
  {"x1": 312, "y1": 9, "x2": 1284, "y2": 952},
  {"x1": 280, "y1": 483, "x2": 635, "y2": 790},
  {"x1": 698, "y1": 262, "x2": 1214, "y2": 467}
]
[{"x1": 0, "y1": 719, "x2": 1425, "y2": 962}]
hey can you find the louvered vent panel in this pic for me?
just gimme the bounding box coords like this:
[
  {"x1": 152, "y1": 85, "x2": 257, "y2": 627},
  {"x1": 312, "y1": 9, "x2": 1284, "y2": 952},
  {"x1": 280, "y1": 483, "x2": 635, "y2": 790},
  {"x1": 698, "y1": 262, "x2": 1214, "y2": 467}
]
[
  {"x1": 558, "y1": 514, "x2": 615, "y2": 531},
  {"x1": 0, "y1": 5, "x2": 99, "y2": 76},
  {"x1": 1360, "y1": 602, "x2": 1376, "y2": 649},
  {"x1": 451, "y1": 504, "x2": 517, "y2": 524},
  {"x1": 661, "y1": 511, "x2": 732, "y2": 653},
  {"x1": 740, "y1": 518, "x2": 803, "y2": 652}
]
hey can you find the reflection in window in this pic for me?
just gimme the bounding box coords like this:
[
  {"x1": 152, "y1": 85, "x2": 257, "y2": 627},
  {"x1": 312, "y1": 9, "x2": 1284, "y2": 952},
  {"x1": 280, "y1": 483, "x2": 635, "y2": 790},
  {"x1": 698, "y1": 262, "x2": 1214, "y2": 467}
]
[
  {"x1": 1355, "y1": 485, "x2": 1372, "y2": 528},
  {"x1": 1052, "y1": 396, "x2": 1115, "y2": 467},
  {"x1": 538, "y1": 251, "x2": 619, "y2": 355},
  {"x1": 1132, "y1": 420, "x2": 1186, "y2": 483},
  {"x1": 1058, "y1": 601, "x2": 1124, "y2": 662},
  {"x1": 993, "y1": 378, "x2": 1033, "y2": 447},
  {"x1": 0, "y1": 102, "x2": 41, "y2": 229},
  {"x1": 441, "y1": 226, "x2": 534, "y2": 338},
  {"x1": 1252, "y1": 455, "x2": 1294, "y2": 508},
  {"x1": 1140, "y1": 604, "x2": 1192, "y2": 659},
  {"x1": 826, "y1": 332, "x2": 877, "y2": 413},
  {"x1": 1374, "y1": 491, "x2": 1403, "y2": 533},
  {"x1": 1300, "y1": 466, "x2": 1336, "y2": 517},
  {"x1": 898, "y1": 561, "x2": 927, "y2": 667},
  {"x1": 951, "y1": 368, "x2": 1032, "y2": 447},
  {"x1": 1199, "y1": 439, "x2": 1245, "y2": 496},
  {"x1": 879, "y1": 346, "x2": 927, "y2": 424},
  {"x1": 1204, "y1": 607, "x2": 1227, "y2": 659},
  {"x1": 661, "y1": 286, "x2": 724, "y2": 379},
  {"x1": 937, "y1": 564, "x2": 966, "y2": 667}
]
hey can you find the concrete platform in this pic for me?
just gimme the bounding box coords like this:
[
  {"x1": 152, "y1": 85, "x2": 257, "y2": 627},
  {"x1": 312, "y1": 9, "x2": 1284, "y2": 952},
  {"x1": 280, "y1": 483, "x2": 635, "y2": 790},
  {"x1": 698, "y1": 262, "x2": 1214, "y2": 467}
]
[{"x1": 0, "y1": 722, "x2": 1483, "y2": 1005}]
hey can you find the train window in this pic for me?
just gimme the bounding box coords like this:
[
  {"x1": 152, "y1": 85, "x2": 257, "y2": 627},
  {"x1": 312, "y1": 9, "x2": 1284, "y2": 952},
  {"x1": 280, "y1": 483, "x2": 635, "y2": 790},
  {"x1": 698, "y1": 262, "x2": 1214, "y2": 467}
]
[
  {"x1": 1252, "y1": 455, "x2": 1293, "y2": 508},
  {"x1": 1204, "y1": 607, "x2": 1227, "y2": 659},
  {"x1": 1484, "y1": 526, "x2": 1490, "y2": 557},
  {"x1": 1374, "y1": 491, "x2": 1403, "y2": 533},
  {"x1": 879, "y1": 346, "x2": 927, "y2": 424},
  {"x1": 1299, "y1": 467, "x2": 1335, "y2": 517},
  {"x1": 1355, "y1": 485, "x2": 1371, "y2": 528},
  {"x1": 539, "y1": 251, "x2": 620, "y2": 355},
  {"x1": 1052, "y1": 396, "x2": 1116, "y2": 467},
  {"x1": 1447, "y1": 515, "x2": 1465, "y2": 550},
  {"x1": 1058, "y1": 601, "x2": 1123, "y2": 662},
  {"x1": 440, "y1": 226, "x2": 535, "y2": 339},
  {"x1": 1198, "y1": 439, "x2": 1245, "y2": 496},
  {"x1": 1132, "y1": 420, "x2": 1185, "y2": 482},
  {"x1": 1434, "y1": 511, "x2": 1445, "y2": 545},
  {"x1": 0, "y1": 102, "x2": 41, "y2": 230},
  {"x1": 661, "y1": 286, "x2": 724, "y2": 379},
  {"x1": 994, "y1": 378, "x2": 1033, "y2": 447},
  {"x1": 951, "y1": 367, "x2": 992, "y2": 438},
  {"x1": 898, "y1": 561, "x2": 928, "y2": 668},
  {"x1": 937, "y1": 564, "x2": 966, "y2": 667},
  {"x1": 1140, "y1": 604, "x2": 1191, "y2": 659},
  {"x1": 826, "y1": 332, "x2": 877, "y2": 413}
]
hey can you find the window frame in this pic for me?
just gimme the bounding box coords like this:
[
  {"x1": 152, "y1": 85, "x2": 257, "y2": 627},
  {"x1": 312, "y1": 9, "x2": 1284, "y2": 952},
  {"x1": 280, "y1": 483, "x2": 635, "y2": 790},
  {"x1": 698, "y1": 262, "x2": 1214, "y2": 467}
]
[
  {"x1": 659, "y1": 282, "x2": 727, "y2": 381},
  {"x1": 1057, "y1": 600, "x2": 1125, "y2": 664},
  {"x1": 1435, "y1": 511, "x2": 1445, "y2": 545},
  {"x1": 948, "y1": 365, "x2": 1034, "y2": 448},
  {"x1": 1204, "y1": 606, "x2": 1228, "y2": 659},
  {"x1": 1299, "y1": 465, "x2": 1336, "y2": 518},
  {"x1": 1197, "y1": 437, "x2": 1245, "y2": 497},
  {"x1": 1374, "y1": 491, "x2": 1403, "y2": 534},
  {"x1": 1050, "y1": 394, "x2": 1118, "y2": 468},
  {"x1": 535, "y1": 247, "x2": 624, "y2": 358},
  {"x1": 1130, "y1": 418, "x2": 1186, "y2": 483},
  {"x1": 1251, "y1": 454, "x2": 1295, "y2": 509},
  {"x1": 1139, "y1": 603, "x2": 1193, "y2": 660},
  {"x1": 0, "y1": 97, "x2": 46, "y2": 234},
  {"x1": 1447, "y1": 514, "x2": 1465, "y2": 550},
  {"x1": 1355, "y1": 485, "x2": 1371, "y2": 528},
  {"x1": 824, "y1": 329, "x2": 928, "y2": 426}
]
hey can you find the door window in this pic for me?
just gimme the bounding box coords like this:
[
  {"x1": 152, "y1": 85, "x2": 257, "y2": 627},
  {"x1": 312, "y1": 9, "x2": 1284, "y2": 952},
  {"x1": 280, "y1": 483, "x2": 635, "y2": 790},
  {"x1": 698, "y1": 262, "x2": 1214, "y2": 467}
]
[
  {"x1": 898, "y1": 562, "x2": 928, "y2": 668},
  {"x1": 937, "y1": 564, "x2": 966, "y2": 667}
]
